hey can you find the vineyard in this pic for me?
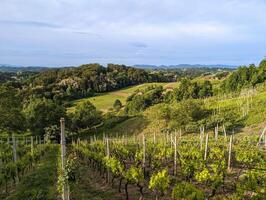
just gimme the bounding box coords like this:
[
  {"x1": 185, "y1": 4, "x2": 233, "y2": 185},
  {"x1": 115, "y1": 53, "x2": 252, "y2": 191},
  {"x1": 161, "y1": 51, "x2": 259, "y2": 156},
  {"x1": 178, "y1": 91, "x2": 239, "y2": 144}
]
[
  {"x1": 0, "y1": 135, "x2": 59, "y2": 199},
  {"x1": 60, "y1": 129, "x2": 266, "y2": 200}
]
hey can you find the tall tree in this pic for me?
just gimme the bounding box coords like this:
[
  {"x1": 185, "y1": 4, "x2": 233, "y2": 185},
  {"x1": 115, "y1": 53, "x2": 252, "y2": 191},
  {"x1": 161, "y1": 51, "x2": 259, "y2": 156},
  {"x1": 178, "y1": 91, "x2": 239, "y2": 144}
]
[
  {"x1": 70, "y1": 101, "x2": 102, "y2": 130},
  {"x1": 0, "y1": 85, "x2": 25, "y2": 133},
  {"x1": 23, "y1": 98, "x2": 66, "y2": 136}
]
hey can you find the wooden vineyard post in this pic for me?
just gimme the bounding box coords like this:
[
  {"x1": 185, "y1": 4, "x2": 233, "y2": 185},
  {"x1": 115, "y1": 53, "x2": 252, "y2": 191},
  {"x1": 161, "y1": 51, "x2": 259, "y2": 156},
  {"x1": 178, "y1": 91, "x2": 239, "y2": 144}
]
[
  {"x1": 142, "y1": 134, "x2": 146, "y2": 176},
  {"x1": 12, "y1": 134, "x2": 19, "y2": 183},
  {"x1": 215, "y1": 124, "x2": 218, "y2": 141},
  {"x1": 60, "y1": 118, "x2": 69, "y2": 200},
  {"x1": 204, "y1": 133, "x2": 209, "y2": 160},
  {"x1": 106, "y1": 138, "x2": 110, "y2": 183},
  {"x1": 166, "y1": 131, "x2": 169, "y2": 145},
  {"x1": 170, "y1": 133, "x2": 173, "y2": 149},
  {"x1": 227, "y1": 135, "x2": 233, "y2": 172},
  {"x1": 31, "y1": 136, "x2": 34, "y2": 155},
  {"x1": 174, "y1": 133, "x2": 177, "y2": 176},
  {"x1": 200, "y1": 126, "x2": 204, "y2": 150},
  {"x1": 223, "y1": 124, "x2": 227, "y2": 140},
  {"x1": 153, "y1": 132, "x2": 156, "y2": 144},
  {"x1": 257, "y1": 127, "x2": 266, "y2": 146}
]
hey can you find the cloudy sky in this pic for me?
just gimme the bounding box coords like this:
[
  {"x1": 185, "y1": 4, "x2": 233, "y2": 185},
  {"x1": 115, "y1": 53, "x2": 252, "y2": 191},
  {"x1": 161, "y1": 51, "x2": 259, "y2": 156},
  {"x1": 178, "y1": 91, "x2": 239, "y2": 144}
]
[{"x1": 1, "y1": 0, "x2": 266, "y2": 67}]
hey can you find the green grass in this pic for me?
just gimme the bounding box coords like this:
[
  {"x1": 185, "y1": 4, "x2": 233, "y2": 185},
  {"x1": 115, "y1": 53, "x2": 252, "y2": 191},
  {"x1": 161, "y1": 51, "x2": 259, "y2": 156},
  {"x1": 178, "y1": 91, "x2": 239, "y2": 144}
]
[
  {"x1": 107, "y1": 116, "x2": 148, "y2": 136},
  {"x1": 6, "y1": 145, "x2": 59, "y2": 200},
  {"x1": 205, "y1": 89, "x2": 266, "y2": 126},
  {"x1": 68, "y1": 82, "x2": 179, "y2": 112}
]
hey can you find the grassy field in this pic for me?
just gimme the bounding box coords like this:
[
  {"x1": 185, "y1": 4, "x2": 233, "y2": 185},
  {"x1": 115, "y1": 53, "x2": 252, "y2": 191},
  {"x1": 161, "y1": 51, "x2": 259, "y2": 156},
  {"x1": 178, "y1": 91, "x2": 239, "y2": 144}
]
[{"x1": 68, "y1": 82, "x2": 180, "y2": 112}]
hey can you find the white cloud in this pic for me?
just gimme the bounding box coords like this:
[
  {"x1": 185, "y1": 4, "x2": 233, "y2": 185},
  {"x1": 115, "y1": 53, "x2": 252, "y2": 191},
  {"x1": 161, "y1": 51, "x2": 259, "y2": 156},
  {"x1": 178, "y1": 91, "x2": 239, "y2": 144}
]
[{"x1": 0, "y1": 0, "x2": 266, "y2": 66}]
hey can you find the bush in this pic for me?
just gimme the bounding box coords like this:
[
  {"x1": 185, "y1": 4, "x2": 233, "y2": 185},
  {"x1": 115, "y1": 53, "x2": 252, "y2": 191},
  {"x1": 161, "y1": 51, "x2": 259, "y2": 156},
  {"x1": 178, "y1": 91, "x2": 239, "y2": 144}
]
[{"x1": 172, "y1": 182, "x2": 205, "y2": 200}]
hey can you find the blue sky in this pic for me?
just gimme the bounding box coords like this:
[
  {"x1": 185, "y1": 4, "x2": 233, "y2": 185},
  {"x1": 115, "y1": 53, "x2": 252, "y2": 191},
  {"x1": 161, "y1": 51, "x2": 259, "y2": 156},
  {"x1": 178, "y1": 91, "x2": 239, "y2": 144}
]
[{"x1": 0, "y1": 0, "x2": 266, "y2": 67}]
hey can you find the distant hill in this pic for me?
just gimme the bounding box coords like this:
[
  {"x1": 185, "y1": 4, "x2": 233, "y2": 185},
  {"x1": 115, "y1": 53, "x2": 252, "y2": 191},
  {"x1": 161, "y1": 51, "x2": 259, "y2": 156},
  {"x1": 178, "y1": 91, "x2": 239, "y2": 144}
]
[
  {"x1": 134, "y1": 64, "x2": 237, "y2": 69},
  {"x1": 0, "y1": 64, "x2": 50, "y2": 72},
  {"x1": 0, "y1": 63, "x2": 236, "y2": 73}
]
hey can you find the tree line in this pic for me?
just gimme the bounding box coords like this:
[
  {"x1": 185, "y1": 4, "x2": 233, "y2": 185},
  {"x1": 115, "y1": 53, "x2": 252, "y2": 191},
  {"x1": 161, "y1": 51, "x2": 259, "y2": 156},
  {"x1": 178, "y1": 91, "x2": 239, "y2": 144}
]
[
  {"x1": 1, "y1": 59, "x2": 266, "y2": 139},
  {"x1": 221, "y1": 59, "x2": 266, "y2": 92},
  {"x1": 20, "y1": 64, "x2": 176, "y2": 103}
]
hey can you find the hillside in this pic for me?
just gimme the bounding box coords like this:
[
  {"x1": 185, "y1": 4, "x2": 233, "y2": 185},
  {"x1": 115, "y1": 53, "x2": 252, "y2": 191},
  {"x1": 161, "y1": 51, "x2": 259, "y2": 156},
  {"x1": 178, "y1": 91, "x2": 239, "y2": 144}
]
[
  {"x1": 1, "y1": 60, "x2": 266, "y2": 200},
  {"x1": 68, "y1": 82, "x2": 180, "y2": 112}
]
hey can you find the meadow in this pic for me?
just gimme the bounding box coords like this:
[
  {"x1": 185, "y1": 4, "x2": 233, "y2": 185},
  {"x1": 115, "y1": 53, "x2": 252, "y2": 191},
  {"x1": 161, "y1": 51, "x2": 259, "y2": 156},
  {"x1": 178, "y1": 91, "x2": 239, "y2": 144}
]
[{"x1": 68, "y1": 82, "x2": 180, "y2": 112}]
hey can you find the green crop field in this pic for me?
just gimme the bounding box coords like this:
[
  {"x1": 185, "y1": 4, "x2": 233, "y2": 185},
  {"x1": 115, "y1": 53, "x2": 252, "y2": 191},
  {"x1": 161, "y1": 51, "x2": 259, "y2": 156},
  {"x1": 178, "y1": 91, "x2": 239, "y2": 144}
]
[{"x1": 68, "y1": 82, "x2": 180, "y2": 112}]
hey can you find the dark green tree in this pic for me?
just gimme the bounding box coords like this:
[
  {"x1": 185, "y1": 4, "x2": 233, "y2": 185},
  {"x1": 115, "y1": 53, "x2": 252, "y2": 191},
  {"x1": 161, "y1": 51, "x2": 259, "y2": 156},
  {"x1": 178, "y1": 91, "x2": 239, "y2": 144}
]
[
  {"x1": 0, "y1": 85, "x2": 25, "y2": 133},
  {"x1": 70, "y1": 101, "x2": 102, "y2": 130},
  {"x1": 23, "y1": 98, "x2": 66, "y2": 136},
  {"x1": 198, "y1": 80, "x2": 213, "y2": 98},
  {"x1": 113, "y1": 99, "x2": 122, "y2": 111}
]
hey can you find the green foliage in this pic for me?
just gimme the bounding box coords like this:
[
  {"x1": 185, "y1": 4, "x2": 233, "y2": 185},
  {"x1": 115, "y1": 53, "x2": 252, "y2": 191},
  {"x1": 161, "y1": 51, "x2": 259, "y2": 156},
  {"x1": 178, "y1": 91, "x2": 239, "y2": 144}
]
[
  {"x1": 70, "y1": 100, "x2": 102, "y2": 130},
  {"x1": 172, "y1": 182, "x2": 205, "y2": 200},
  {"x1": 0, "y1": 85, "x2": 26, "y2": 133},
  {"x1": 172, "y1": 78, "x2": 213, "y2": 102},
  {"x1": 124, "y1": 166, "x2": 144, "y2": 184},
  {"x1": 113, "y1": 99, "x2": 122, "y2": 111},
  {"x1": 44, "y1": 125, "x2": 60, "y2": 143},
  {"x1": 221, "y1": 63, "x2": 266, "y2": 92},
  {"x1": 23, "y1": 98, "x2": 66, "y2": 136},
  {"x1": 170, "y1": 99, "x2": 208, "y2": 130},
  {"x1": 149, "y1": 169, "x2": 170, "y2": 196},
  {"x1": 235, "y1": 144, "x2": 263, "y2": 167},
  {"x1": 104, "y1": 156, "x2": 124, "y2": 176},
  {"x1": 125, "y1": 85, "x2": 164, "y2": 115},
  {"x1": 57, "y1": 152, "x2": 78, "y2": 195},
  {"x1": 24, "y1": 64, "x2": 174, "y2": 102},
  {"x1": 237, "y1": 163, "x2": 266, "y2": 199}
]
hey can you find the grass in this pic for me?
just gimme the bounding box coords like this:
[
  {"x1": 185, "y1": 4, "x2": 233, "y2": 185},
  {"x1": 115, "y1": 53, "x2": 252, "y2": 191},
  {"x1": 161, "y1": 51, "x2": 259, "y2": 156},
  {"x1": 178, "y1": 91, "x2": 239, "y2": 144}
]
[
  {"x1": 68, "y1": 82, "x2": 179, "y2": 112},
  {"x1": 6, "y1": 145, "x2": 59, "y2": 200},
  {"x1": 106, "y1": 116, "x2": 148, "y2": 136},
  {"x1": 71, "y1": 160, "x2": 123, "y2": 200},
  {"x1": 205, "y1": 88, "x2": 266, "y2": 127}
]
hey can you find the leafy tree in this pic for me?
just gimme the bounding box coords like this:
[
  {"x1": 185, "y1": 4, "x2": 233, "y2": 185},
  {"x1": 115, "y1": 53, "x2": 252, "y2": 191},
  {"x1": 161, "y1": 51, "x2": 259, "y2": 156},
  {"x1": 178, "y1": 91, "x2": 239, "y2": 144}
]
[
  {"x1": 221, "y1": 63, "x2": 263, "y2": 92},
  {"x1": 125, "y1": 85, "x2": 164, "y2": 115},
  {"x1": 258, "y1": 59, "x2": 266, "y2": 81},
  {"x1": 23, "y1": 98, "x2": 66, "y2": 136},
  {"x1": 198, "y1": 80, "x2": 213, "y2": 98},
  {"x1": 24, "y1": 64, "x2": 174, "y2": 101},
  {"x1": 170, "y1": 99, "x2": 207, "y2": 131},
  {"x1": 70, "y1": 101, "x2": 102, "y2": 130},
  {"x1": 125, "y1": 95, "x2": 147, "y2": 115},
  {"x1": 44, "y1": 125, "x2": 60, "y2": 143},
  {"x1": 113, "y1": 99, "x2": 122, "y2": 111},
  {"x1": 172, "y1": 78, "x2": 213, "y2": 102},
  {"x1": 0, "y1": 85, "x2": 25, "y2": 133}
]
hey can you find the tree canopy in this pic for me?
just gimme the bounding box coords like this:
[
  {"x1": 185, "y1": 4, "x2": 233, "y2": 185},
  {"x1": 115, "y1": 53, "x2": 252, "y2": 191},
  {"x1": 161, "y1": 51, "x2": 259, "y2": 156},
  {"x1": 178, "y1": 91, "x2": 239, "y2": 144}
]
[
  {"x1": 70, "y1": 101, "x2": 102, "y2": 130},
  {"x1": 0, "y1": 85, "x2": 25, "y2": 133},
  {"x1": 23, "y1": 98, "x2": 66, "y2": 136}
]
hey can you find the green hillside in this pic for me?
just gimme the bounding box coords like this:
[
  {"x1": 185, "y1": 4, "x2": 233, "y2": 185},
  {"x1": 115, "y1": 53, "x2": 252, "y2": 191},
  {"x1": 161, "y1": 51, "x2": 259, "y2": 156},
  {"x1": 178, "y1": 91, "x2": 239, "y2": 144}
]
[{"x1": 68, "y1": 82, "x2": 180, "y2": 112}]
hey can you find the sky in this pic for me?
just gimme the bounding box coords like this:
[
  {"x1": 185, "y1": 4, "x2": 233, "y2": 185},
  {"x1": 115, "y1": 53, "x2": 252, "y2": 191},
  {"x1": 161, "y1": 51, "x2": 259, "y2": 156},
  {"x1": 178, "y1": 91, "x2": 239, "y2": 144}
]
[{"x1": 0, "y1": 0, "x2": 266, "y2": 67}]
